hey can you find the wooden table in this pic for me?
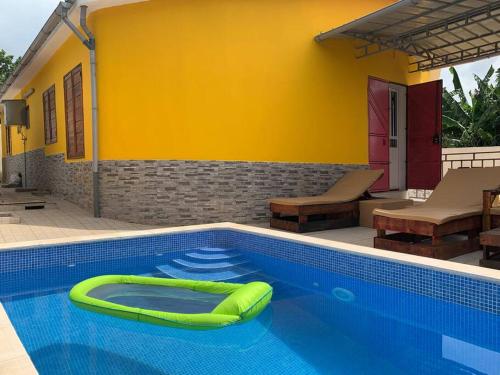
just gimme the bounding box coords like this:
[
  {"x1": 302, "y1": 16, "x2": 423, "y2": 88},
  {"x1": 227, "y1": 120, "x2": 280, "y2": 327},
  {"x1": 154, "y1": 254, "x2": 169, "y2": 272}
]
[{"x1": 480, "y1": 228, "x2": 500, "y2": 269}]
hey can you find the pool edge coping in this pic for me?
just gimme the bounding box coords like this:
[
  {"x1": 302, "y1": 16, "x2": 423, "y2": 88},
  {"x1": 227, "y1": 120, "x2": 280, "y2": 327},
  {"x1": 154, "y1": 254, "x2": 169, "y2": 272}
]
[{"x1": 0, "y1": 304, "x2": 38, "y2": 374}]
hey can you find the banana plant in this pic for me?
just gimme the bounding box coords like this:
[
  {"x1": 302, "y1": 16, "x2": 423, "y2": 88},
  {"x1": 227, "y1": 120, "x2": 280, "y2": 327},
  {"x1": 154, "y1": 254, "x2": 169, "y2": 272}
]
[{"x1": 442, "y1": 65, "x2": 500, "y2": 147}]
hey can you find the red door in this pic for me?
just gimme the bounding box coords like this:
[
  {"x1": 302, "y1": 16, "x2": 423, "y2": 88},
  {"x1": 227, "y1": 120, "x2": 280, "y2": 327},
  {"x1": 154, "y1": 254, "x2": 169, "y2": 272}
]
[
  {"x1": 368, "y1": 77, "x2": 389, "y2": 191},
  {"x1": 407, "y1": 80, "x2": 443, "y2": 190}
]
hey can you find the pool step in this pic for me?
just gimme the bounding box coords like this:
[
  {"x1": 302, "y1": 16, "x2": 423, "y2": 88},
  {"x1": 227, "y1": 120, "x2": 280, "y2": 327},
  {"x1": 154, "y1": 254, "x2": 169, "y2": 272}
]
[
  {"x1": 197, "y1": 247, "x2": 235, "y2": 253},
  {"x1": 172, "y1": 258, "x2": 248, "y2": 269},
  {"x1": 156, "y1": 264, "x2": 259, "y2": 281},
  {"x1": 186, "y1": 252, "x2": 241, "y2": 260}
]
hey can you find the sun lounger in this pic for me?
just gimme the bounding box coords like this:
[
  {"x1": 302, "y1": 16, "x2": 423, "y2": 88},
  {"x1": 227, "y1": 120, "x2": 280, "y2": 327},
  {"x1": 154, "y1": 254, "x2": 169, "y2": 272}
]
[
  {"x1": 480, "y1": 189, "x2": 500, "y2": 269},
  {"x1": 374, "y1": 167, "x2": 500, "y2": 259},
  {"x1": 269, "y1": 169, "x2": 383, "y2": 233},
  {"x1": 483, "y1": 189, "x2": 500, "y2": 231}
]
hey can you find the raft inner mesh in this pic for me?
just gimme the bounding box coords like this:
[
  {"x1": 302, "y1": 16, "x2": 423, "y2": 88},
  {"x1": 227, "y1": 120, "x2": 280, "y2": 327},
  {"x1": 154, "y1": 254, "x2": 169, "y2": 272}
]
[{"x1": 87, "y1": 283, "x2": 227, "y2": 314}]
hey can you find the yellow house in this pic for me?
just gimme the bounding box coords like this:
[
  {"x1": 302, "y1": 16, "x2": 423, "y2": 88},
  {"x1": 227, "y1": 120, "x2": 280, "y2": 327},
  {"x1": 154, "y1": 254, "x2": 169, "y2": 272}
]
[{"x1": 0, "y1": 0, "x2": 440, "y2": 225}]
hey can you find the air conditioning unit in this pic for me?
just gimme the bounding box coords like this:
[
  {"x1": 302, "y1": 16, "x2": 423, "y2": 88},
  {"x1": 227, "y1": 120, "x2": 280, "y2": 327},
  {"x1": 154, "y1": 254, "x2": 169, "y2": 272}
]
[{"x1": 1, "y1": 100, "x2": 29, "y2": 127}]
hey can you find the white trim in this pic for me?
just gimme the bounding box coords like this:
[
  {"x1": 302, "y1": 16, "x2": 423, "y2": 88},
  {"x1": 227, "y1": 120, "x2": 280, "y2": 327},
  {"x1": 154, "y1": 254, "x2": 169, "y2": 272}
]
[
  {"x1": 0, "y1": 222, "x2": 499, "y2": 284},
  {"x1": 443, "y1": 146, "x2": 500, "y2": 155},
  {"x1": 2, "y1": 0, "x2": 150, "y2": 100}
]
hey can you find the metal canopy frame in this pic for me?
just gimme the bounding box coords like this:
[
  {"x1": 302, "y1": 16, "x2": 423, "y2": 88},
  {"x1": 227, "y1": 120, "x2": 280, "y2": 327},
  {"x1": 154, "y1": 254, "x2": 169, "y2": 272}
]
[{"x1": 315, "y1": 0, "x2": 500, "y2": 72}]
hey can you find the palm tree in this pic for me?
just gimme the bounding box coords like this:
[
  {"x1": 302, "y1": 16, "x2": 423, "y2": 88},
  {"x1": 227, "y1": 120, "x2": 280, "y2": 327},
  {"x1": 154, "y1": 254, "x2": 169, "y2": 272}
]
[{"x1": 442, "y1": 65, "x2": 500, "y2": 147}]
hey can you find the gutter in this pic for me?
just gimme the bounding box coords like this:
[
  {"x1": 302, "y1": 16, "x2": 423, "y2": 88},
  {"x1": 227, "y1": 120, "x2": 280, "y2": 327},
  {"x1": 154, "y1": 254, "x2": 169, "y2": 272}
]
[
  {"x1": 60, "y1": 4, "x2": 101, "y2": 218},
  {"x1": 0, "y1": 1, "x2": 77, "y2": 99}
]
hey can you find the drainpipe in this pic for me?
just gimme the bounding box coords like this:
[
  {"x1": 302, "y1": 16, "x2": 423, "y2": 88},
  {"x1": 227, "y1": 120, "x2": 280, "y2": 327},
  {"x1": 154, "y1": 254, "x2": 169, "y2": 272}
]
[{"x1": 60, "y1": 3, "x2": 100, "y2": 217}]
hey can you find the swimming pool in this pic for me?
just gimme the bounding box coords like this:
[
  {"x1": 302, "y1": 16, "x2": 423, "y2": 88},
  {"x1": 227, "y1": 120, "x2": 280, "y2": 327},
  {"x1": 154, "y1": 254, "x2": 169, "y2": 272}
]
[{"x1": 0, "y1": 226, "x2": 499, "y2": 374}]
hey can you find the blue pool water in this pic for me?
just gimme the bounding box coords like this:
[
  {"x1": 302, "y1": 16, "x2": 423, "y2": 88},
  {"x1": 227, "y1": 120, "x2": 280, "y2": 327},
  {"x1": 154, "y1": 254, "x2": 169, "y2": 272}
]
[{"x1": 1, "y1": 240, "x2": 500, "y2": 374}]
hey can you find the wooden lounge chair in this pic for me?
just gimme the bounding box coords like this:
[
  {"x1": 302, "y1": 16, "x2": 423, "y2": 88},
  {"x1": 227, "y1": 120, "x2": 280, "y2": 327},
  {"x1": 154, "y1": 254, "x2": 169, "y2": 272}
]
[
  {"x1": 483, "y1": 188, "x2": 500, "y2": 231},
  {"x1": 480, "y1": 188, "x2": 500, "y2": 269},
  {"x1": 373, "y1": 167, "x2": 500, "y2": 260},
  {"x1": 269, "y1": 169, "x2": 384, "y2": 233}
]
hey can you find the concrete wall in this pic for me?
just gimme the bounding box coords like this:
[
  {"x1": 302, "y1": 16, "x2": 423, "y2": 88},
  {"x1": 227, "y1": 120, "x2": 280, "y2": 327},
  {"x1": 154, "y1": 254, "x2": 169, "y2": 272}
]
[{"x1": 4, "y1": 0, "x2": 437, "y2": 166}]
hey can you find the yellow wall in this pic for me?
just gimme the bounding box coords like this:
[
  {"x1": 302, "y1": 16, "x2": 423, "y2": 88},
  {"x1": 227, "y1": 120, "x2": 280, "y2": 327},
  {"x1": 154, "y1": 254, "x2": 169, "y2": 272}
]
[
  {"x1": 4, "y1": 0, "x2": 438, "y2": 165},
  {"x1": 2, "y1": 34, "x2": 92, "y2": 161}
]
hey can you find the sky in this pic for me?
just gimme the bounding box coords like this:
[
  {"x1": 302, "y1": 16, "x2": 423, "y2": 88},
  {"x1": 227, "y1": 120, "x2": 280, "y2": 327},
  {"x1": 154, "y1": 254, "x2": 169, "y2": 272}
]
[
  {"x1": 0, "y1": 0, "x2": 499, "y2": 99},
  {"x1": 0, "y1": 0, "x2": 60, "y2": 57}
]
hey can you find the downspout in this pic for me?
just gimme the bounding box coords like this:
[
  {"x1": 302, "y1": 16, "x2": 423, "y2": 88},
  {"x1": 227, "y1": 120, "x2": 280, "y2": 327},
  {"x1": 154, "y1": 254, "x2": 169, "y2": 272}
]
[{"x1": 60, "y1": 3, "x2": 100, "y2": 217}]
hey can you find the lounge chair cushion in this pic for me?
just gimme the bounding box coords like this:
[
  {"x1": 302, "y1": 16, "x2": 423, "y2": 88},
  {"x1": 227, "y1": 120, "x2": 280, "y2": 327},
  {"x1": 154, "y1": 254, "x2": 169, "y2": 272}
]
[
  {"x1": 269, "y1": 169, "x2": 383, "y2": 206},
  {"x1": 425, "y1": 167, "x2": 500, "y2": 209},
  {"x1": 374, "y1": 206, "x2": 482, "y2": 225},
  {"x1": 374, "y1": 167, "x2": 500, "y2": 225}
]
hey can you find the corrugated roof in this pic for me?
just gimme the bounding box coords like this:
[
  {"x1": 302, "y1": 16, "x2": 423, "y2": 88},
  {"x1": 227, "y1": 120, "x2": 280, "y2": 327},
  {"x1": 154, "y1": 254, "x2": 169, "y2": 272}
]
[{"x1": 315, "y1": 0, "x2": 500, "y2": 72}]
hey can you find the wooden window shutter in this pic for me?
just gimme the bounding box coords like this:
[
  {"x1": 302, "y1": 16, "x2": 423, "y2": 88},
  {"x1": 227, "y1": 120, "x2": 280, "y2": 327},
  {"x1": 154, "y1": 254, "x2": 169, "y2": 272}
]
[
  {"x1": 5, "y1": 126, "x2": 12, "y2": 156},
  {"x1": 42, "y1": 85, "x2": 57, "y2": 144},
  {"x1": 64, "y1": 64, "x2": 85, "y2": 159}
]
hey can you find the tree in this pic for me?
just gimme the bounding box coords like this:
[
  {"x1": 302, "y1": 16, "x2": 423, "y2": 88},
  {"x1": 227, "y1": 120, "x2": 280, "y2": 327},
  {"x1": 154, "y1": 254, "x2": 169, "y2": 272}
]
[
  {"x1": 442, "y1": 65, "x2": 500, "y2": 147},
  {"x1": 0, "y1": 49, "x2": 20, "y2": 88}
]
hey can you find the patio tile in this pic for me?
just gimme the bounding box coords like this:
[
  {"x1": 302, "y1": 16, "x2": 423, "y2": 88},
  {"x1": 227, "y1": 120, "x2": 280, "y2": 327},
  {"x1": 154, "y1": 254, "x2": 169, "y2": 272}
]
[
  {"x1": 0, "y1": 190, "x2": 154, "y2": 245},
  {"x1": 0, "y1": 356, "x2": 37, "y2": 375},
  {"x1": 0, "y1": 327, "x2": 27, "y2": 362}
]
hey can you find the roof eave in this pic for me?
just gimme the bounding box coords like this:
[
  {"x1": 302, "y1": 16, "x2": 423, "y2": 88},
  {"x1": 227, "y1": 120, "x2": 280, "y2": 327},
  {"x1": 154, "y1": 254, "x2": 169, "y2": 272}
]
[{"x1": 0, "y1": 1, "x2": 78, "y2": 100}]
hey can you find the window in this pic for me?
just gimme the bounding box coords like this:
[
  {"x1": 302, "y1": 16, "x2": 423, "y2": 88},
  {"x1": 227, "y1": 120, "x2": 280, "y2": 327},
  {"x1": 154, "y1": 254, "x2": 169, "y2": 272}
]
[
  {"x1": 24, "y1": 106, "x2": 30, "y2": 129},
  {"x1": 64, "y1": 64, "x2": 85, "y2": 159},
  {"x1": 43, "y1": 86, "x2": 57, "y2": 144},
  {"x1": 390, "y1": 91, "x2": 398, "y2": 137},
  {"x1": 5, "y1": 126, "x2": 12, "y2": 156}
]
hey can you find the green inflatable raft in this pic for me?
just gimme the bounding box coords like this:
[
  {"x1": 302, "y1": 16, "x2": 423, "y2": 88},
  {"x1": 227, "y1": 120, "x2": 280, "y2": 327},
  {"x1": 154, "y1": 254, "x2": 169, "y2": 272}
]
[{"x1": 69, "y1": 275, "x2": 273, "y2": 330}]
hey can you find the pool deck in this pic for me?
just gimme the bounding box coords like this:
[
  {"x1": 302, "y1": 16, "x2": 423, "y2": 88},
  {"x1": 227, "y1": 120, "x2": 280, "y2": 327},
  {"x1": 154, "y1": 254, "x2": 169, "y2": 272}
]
[
  {"x1": 0, "y1": 191, "x2": 153, "y2": 244},
  {"x1": 0, "y1": 304, "x2": 38, "y2": 374}
]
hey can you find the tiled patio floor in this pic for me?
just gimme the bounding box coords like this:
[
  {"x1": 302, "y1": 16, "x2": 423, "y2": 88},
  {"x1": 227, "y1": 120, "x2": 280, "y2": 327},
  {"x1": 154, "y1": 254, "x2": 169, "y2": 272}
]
[{"x1": 0, "y1": 193, "x2": 153, "y2": 244}]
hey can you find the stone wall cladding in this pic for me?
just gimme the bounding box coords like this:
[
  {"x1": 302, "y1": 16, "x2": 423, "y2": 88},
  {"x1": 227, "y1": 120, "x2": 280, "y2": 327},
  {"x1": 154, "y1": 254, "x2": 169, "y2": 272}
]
[
  {"x1": 99, "y1": 160, "x2": 368, "y2": 225},
  {"x1": 4, "y1": 152, "x2": 367, "y2": 225},
  {"x1": 3, "y1": 149, "x2": 45, "y2": 188},
  {"x1": 42, "y1": 154, "x2": 93, "y2": 211},
  {"x1": 3, "y1": 150, "x2": 92, "y2": 211}
]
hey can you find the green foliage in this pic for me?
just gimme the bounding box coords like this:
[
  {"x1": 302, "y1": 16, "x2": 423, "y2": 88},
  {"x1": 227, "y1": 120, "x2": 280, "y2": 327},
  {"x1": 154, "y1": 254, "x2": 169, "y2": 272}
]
[
  {"x1": 442, "y1": 65, "x2": 500, "y2": 147},
  {"x1": 0, "y1": 49, "x2": 20, "y2": 88}
]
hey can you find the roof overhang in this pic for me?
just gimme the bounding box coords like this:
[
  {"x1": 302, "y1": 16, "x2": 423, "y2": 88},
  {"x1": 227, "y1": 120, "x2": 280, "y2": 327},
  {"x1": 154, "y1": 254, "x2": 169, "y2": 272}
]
[
  {"x1": 0, "y1": 0, "x2": 149, "y2": 101},
  {"x1": 315, "y1": 0, "x2": 500, "y2": 72}
]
